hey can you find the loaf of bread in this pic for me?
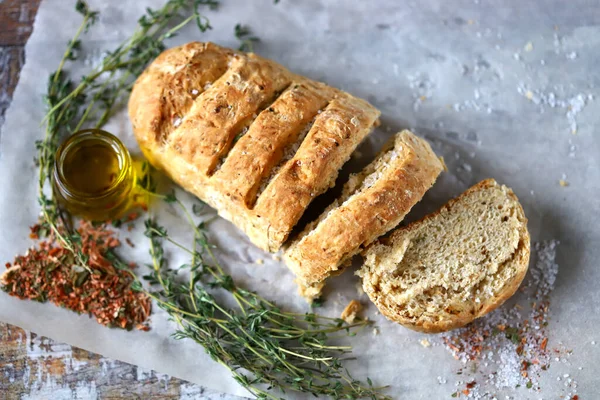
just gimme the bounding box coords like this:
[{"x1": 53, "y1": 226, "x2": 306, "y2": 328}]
[
  {"x1": 358, "y1": 179, "x2": 530, "y2": 333},
  {"x1": 128, "y1": 42, "x2": 380, "y2": 252},
  {"x1": 285, "y1": 131, "x2": 444, "y2": 299}
]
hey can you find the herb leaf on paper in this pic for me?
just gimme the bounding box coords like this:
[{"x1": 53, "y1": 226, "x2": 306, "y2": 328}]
[{"x1": 3, "y1": 0, "x2": 392, "y2": 398}]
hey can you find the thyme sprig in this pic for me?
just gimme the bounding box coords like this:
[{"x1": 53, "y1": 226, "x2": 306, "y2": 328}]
[
  {"x1": 109, "y1": 187, "x2": 389, "y2": 399},
  {"x1": 30, "y1": 1, "x2": 391, "y2": 398},
  {"x1": 235, "y1": 24, "x2": 260, "y2": 52},
  {"x1": 37, "y1": 0, "x2": 213, "y2": 269}
]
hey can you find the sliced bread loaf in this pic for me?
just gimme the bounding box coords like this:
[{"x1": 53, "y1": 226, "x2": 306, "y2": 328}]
[
  {"x1": 285, "y1": 130, "x2": 444, "y2": 299},
  {"x1": 358, "y1": 179, "x2": 530, "y2": 333}
]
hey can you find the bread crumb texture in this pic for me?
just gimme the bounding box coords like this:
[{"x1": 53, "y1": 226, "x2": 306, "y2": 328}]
[
  {"x1": 359, "y1": 179, "x2": 530, "y2": 333},
  {"x1": 340, "y1": 300, "x2": 362, "y2": 323}
]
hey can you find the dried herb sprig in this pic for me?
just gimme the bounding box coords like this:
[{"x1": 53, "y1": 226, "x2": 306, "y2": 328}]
[
  {"x1": 235, "y1": 23, "x2": 260, "y2": 52},
  {"x1": 10, "y1": 1, "x2": 393, "y2": 397},
  {"x1": 10, "y1": 1, "x2": 216, "y2": 327},
  {"x1": 36, "y1": 0, "x2": 215, "y2": 269},
  {"x1": 108, "y1": 186, "x2": 390, "y2": 399}
]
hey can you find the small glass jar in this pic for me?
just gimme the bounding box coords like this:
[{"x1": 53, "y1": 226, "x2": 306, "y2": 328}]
[{"x1": 52, "y1": 129, "x2": 135, "y2": 221}]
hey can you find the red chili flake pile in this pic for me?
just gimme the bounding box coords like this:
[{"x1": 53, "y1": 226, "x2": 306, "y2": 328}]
[
  {"x1": 439, "y1": 241, "x2": 580, "y2": 399},
  {"x1": 1, "y1": 221, "x2": 151, "y2": 331}
]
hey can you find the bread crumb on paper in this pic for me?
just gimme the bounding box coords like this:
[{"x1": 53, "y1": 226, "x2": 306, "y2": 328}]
[
  {"x1": 559, "y1": 179, "x2": 569, "y2": 187},
  {"x1": 355, "y1": 281, "x2": 364, "y2": 297},
  {"x1": 524, "y1": 41, "x2": 533, "y2": 52},
  {"x1": 271, "y1": 254, "x2": 281, "y2": 261},
  {"x1": 341, "y1": 300, "x2": 362, "y2": 324},
  {"x1": 373, "y1": 327, "x2": 380, "y2": 336},
  {"x1": 525, "y1": 90, "x2": 534, "y2": 100},
  {"x1": 420, "y1": 338, "x2": 431, "y2": 348},
  {"x1": 255, "y1": 258, "x2": 264, "y2": 265}
]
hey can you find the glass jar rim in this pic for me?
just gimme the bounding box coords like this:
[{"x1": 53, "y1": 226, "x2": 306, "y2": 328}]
[{"x1": 53, "y1": 129, "x2": 132, "y2": 201}]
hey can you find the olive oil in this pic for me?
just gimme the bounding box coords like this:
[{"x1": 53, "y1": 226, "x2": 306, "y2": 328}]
[
  {"x1": 62, "y1": 141, "x2": 121, "y2": 194},
  {"x1": 53, "y1": 129, "x2": 135, "y2": 221}
]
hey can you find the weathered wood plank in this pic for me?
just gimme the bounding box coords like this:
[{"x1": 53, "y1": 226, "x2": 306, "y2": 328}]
[
  {"x1": 0, "y1": 323, "x2": 225, "y2": 399},
  {"x1": 0, "y1": 0, "x2": 42, "y2": 46},
  {"x1": 0, "y1": 46, "x2": 24, "y2": 125}
]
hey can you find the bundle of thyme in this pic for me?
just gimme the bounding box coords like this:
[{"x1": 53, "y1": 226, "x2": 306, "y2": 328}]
[
  {"x1": 107, "y1": 187, "x2": 388, "y2": 399},
  {"x1": 11, "y1": 0, "x2": 391, "y2": 398}
]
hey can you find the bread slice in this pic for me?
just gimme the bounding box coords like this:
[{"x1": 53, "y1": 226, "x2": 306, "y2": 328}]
[
  {"x1": 285, "y1": 131, "x2": 444, "y2": 299},
  {"x1": 358, "y1": 179, "x2": 530, "y2": 333}
]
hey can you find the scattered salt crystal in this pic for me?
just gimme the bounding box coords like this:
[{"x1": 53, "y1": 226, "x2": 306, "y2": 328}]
[
  {"x1": 372, "y1": 327, "x2": 380, "y2": 336},
  {"x1": 173, "y1": 117, "x2": 182, "y2": 127},
  {"x1": 566, "y1": 51, "x2": 577, "y2": 60},
  {"x1": 191, "y1": 89, "x2": 199, "y2": 95},
  {"x1": 591, "y1": 341, "x2": 596, "y2": 345}
]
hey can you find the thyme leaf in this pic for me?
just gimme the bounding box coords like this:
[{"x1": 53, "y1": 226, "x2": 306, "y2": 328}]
[
  {"x1": 235, "y1": 23, "x2": 260, "y2": 52},
  {"x1": 32, "y1": 1, "x2": 391, "y2": 397}
]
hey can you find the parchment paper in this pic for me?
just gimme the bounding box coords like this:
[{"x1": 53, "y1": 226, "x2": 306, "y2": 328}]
[{"x1": 1, "y1": 0, "x2": 599, "y2": 398}]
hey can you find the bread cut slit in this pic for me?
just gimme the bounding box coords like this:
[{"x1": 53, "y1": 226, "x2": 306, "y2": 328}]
[
  {"x1": 359, "y1": 179, "x2": 530, "y2": 333},
  {"x1": 250, "y1": 96, "x2": 380, "y2": 251},
  {"x1": 210, "y1": 81, "x2": 334, "y2": 208},
  {"x1": 252, "y1": 110, "x2": 323, "y2": 205},
  {"x1": 130, "y1": 42, "x2": 235, "y2": 146},
  {"x1": 208, "y1": 82, "x2": 296, "y2": 176},
  {"x1": 284, "y1": 131, "x2": 444, "y2": 299},
  {"x1": 165, "y1": 53, "x2": 292, "y2": 176}
]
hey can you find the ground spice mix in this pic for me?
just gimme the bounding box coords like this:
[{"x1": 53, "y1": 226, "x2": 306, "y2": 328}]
[{"x1": 1, "y1": 221, "x2": 150, "y2": 331}]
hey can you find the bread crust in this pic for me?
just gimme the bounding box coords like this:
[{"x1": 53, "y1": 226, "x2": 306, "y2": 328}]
[
  {"x1": 129, "y1": 42, "x2": 380, "y2": 252},
  {"x1": 284, "y1": 131, "x2": 444, "y2": 288},
  {"x1": 360, "y1": 179, "x2": 531, "y2": 333}
]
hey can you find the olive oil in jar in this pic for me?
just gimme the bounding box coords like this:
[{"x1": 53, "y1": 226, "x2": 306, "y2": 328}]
[
  {"x1": 62, "y1": 141, "x2": 121, "y2": 194},
  {"x1": 53, "y1": 129, "x2": 135, "y2": 221}
]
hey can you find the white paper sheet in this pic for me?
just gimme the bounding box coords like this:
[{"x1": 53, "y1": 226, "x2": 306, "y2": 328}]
[{"x1": 1, "y1": 0, "x2": 599, "y2": 398}]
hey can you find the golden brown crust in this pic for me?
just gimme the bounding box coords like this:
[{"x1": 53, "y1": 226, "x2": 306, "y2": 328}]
[
  {"x1": 129, "y1": 43, "x2": 235, "y2": 156},
  {"x1": 211, "y1": 81, "x2": 334, "y2": 208},
  {"x1": 284, "y1": 131, "x2": 444, "y2": 288},
  {"x1": 252, "y1": 96, "x2": 380, "y2": 251},
  {"x1": 128, "y1": 42, "x2": 380, "y2": 252},
  {"x1": 360, "y1": 179, "x2": 531, "y2": 333},
  {"x1": 166, "y1": 53, "x2": 292, "y2": 176}
]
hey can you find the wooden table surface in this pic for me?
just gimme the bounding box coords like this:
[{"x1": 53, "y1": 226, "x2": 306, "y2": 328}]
[{"x1": 0, "y1": 1, "x2": 232, "y2": 399}]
